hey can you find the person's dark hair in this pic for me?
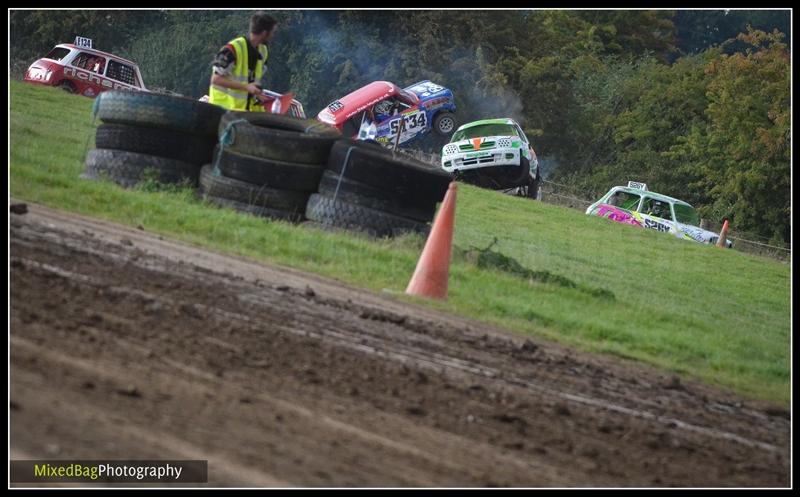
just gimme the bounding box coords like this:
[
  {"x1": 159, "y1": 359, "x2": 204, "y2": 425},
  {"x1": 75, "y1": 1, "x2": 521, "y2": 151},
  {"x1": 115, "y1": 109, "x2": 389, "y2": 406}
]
[{"x1": 250, "y1": 11, "x2": 278, "y2": 35}]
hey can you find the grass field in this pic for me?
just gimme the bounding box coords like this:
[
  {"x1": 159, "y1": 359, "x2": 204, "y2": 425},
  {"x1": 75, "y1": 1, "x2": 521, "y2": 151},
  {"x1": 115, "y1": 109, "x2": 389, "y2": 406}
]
[{"x1": 9, "y1": 80, "x2": 791, "y2": 405}]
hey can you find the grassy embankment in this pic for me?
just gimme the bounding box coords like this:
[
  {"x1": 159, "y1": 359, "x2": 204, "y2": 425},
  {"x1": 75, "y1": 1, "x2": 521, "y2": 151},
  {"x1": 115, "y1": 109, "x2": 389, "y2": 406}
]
[{"x1": 10, "y1": 80, "x2": 790, "y2": 405}]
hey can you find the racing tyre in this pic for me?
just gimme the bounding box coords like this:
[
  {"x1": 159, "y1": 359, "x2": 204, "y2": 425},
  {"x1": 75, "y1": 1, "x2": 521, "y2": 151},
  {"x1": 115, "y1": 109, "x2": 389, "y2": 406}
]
[
  {"x1": 433, "y1": 112, "x2": 457, "y2": 136},
  {"x1": 317, "y1": 169, "x2": 436, "y2": 222},
  {"x1": 198, "y1": 164, "x2": 309, "y2": 213},
  {"x1": 83, "y1": 148, "x2": 199, "y2": 188},
  {"x1": 512, "y1": 156, "x2": 532, "y2": 186},
  {"x1": 95, "y1": 123, "x2": 216, "y2": 165},
  {"x1": 326, "y1": 139, "x2": 451, "y2": 206},
  {"x1": 305, "y1": 193, "x2": 430, "y2": 238},
  {"x1": 213, "y1": 146, "x2": 323, "y2": 192},
  {"x1": 95, "y1": 91, "x2": 226, "y2": 137},
  {"x1": 218, "y1": 112, "x2": 340, "y2": 164},
  {"x1": 201, "y1": 194, "x2": 304, "y2": 223},
  {"x1": 516, "y1": 157, "x2": 539, "y2": 200},
  {"x1": 527, "y1": 173, "x2": 541, "y2": 200}
]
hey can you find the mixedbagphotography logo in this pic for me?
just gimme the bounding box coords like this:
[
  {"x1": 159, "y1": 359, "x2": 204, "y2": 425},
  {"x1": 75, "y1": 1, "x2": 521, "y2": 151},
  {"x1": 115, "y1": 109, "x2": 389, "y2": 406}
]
[
  {"x1": 10, "y1": 460, "x2": 208, "y2": 484},
  {"x1": 34, "y1": 462, "x2": 100, "y2": 480}
]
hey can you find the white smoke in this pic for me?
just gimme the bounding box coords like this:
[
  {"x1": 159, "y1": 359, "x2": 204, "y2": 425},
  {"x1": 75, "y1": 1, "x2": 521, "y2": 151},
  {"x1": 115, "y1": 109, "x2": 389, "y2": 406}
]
[{"x1": 463, "y1": 84, "x2": 526, "y2": 126}]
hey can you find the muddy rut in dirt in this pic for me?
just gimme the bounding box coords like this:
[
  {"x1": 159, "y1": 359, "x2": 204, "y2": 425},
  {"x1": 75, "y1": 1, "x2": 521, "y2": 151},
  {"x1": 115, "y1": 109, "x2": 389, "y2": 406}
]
[{"x1": 10, "y1": 203, "x2": 789, "y2": 487}]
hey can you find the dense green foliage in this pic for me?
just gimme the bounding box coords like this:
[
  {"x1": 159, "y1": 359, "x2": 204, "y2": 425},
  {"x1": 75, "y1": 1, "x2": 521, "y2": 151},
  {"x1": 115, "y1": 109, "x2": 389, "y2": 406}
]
[
  {"x1": 10, "y1": 9, "x2": 790, "y2": 243},
  {"x1": 673, "y1": 9, "x2": 791, "y2": 56}
]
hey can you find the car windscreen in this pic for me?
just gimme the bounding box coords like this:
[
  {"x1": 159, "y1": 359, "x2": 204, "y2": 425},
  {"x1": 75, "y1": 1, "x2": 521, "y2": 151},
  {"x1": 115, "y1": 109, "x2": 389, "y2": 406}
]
[
  {"x1": 605, "y1": 191, "x2": 641, "y2": 211},
  {"x1": 452, "y1": 124, "x2": 518, "y2": 141},
  {"x1": 44, "y1": 47, "x2": 70, "y2": 62},
  {"x1": 641, "y1": 197, "x2": 674, "y2": 221},
  {"x1": 673, "y1": 203, "x2": 700, "y2": 226}
]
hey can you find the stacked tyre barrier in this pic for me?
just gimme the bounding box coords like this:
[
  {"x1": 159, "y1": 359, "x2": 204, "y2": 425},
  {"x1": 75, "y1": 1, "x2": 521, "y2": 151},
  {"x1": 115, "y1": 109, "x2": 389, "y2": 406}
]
[
  {"x1": 199, "y1": 112, "x2": 341, "y2": 222},
  {"x1": 83, "y1": 91, "x2": 225, "y2": 188},
  {"x1": 306, "y1": 139, "x2": 453, "y2": 237}
]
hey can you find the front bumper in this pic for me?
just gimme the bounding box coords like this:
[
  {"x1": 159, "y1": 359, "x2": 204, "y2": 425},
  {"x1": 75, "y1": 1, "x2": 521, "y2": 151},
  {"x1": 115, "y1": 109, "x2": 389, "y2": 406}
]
[
  {"x1": 442, "y1": 147, "x2": 521, "y2": 173},
  {"x1": 24, "y1": 66, "x2": 54, "y2": 84}
]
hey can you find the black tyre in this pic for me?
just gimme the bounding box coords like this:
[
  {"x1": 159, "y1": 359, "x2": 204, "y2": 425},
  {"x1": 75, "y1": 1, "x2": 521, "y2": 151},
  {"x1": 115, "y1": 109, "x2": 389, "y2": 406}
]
[
  {"x1": 433, "y1": 112, "x2": 457, "y2": 136},
  {"x1": 198, "y1": 165, "x2": 309, "y2": 213},
  {"x1": 326, "y1": 139, "x2": 451, "y2": 206},
  {"x1": 94, "y1": 90, "x2": 225, "y2": 137},
  {"x1": 527, "y1": 172, "x2": 541, "y2": 200},
  {"x1": 95, "y1": 123, "x2": 216, "y2": 165},
  {"x1": 305, "y1": 193, "x2": 430, "y2": 238},
  {"x1": 218, "y1": 112, "x2": 340, "y2": 164},
  {"x1": 201, "y1": 194, "x2": 304, "y2": 223},
  {"x1": 457, "y1": 157, "x2": 529, "y2": 191},
  {"x1": 515, "y1": 156, "x2": 538, "y2": 199},
  {"x1": 317, "y1": 169, "x2": 436, "y2": 222},
  {"x1": 513, "y1": 156, "x2": 532, "y2": 186},
  {"x1": 213, "y1": 146, "x2": 323, "y2": 192},
  {"x1": 83, "y1": 148, "x2": 199, "y2": 188}
]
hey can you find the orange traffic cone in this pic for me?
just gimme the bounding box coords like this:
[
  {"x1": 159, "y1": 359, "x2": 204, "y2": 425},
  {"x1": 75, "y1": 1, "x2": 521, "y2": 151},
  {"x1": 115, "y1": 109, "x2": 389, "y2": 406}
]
[
  {"x1": 717, "y1": 219, "x2": 730, "y2": 248},
  {"x1": 405, "y1": 182, "x2": 458, "y2": 300}
]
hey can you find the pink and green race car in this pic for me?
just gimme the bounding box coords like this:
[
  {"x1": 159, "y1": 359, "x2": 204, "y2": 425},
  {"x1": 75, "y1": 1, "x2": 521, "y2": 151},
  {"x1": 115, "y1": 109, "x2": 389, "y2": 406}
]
[{"x1": 586, "y1": 182, "x2": 733, "y2": 248}]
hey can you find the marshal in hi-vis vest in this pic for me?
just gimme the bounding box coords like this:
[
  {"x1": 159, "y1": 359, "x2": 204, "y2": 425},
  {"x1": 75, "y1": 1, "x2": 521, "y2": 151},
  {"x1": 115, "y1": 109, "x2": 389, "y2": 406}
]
[{"x1": 208, "y1": 36, "x2": 268, "y2": 111}]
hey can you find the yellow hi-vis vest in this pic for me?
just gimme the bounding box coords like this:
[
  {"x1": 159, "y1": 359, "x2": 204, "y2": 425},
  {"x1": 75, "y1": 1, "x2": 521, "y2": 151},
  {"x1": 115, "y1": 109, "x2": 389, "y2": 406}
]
[{"x1": 208, "y1": 36, "x2": 268, "y2": 111}]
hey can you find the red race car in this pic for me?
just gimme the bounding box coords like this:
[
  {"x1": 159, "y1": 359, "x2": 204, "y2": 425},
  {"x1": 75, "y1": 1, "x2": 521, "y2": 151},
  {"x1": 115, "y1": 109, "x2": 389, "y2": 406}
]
[
  {"x1": 317, "y1": 80, "x2": 457, "y2": 148},
  {"x1": 23, "y1": 37, "x2": 146, "y2": 97}
]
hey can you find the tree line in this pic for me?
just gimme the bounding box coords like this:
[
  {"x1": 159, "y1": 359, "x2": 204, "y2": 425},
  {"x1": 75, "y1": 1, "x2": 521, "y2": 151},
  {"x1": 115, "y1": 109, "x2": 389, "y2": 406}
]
[{"x1": 10, "y1": 9, "x2": 791, "y2": 244}]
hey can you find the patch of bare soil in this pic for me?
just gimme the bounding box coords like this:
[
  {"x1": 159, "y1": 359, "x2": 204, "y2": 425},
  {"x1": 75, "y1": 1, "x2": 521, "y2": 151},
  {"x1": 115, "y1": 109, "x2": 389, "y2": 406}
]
[{"x1": 10, "y1": 203, "x2": 790, "y2": 487}]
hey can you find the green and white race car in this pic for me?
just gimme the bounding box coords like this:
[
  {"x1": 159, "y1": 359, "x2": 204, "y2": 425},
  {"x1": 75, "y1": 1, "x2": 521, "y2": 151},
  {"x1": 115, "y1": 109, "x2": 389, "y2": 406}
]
[{"x1": 441, "y1": 118, "x2": 540, "y2": 199}]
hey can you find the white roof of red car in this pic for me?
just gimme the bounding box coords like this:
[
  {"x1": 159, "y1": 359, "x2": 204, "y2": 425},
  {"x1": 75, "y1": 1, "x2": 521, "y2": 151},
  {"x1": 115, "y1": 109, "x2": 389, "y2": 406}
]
[{"x1": 59, "y1": 43, "x2": 139, "y2": 66}]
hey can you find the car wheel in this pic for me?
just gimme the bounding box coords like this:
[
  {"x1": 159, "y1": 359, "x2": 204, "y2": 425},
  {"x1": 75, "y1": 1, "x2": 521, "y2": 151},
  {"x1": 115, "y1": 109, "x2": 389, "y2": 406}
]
[
  {"x1": 433, "y1": 112, "x2": 456, "y2": 136},
  {"x1": 56, "y1": 80, "x2": 77, "y2": 94},
  {"x1": 527, "y1": 174, "x2": 540, "y2": 200},
  {"x1": 516, "y1": 157, "x2": 539, "y2": 200}
]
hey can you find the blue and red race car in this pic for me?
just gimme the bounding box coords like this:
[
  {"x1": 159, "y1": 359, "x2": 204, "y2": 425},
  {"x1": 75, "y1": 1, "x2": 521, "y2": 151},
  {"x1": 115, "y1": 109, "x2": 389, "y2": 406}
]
[{"x1": 317, "y1": 80, "x2": 457, "y2": 148}]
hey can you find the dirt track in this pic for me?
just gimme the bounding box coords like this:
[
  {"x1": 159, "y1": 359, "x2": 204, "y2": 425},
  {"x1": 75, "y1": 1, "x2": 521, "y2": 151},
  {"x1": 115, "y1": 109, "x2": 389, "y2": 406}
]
[{"x1": 10, "y1": 202, "x2": 790, "y2": 487}]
